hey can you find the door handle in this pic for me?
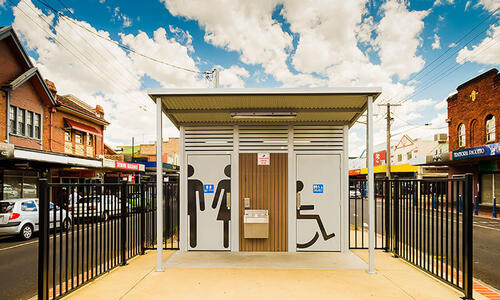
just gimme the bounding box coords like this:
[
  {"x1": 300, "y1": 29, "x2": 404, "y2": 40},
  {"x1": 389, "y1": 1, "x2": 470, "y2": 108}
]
[
  {"x1": 296, "y1": 192, "x2": 301, "y2": 210},
  {"x1": 226, "y1": 192, "x2": 231, "y2": 209}
]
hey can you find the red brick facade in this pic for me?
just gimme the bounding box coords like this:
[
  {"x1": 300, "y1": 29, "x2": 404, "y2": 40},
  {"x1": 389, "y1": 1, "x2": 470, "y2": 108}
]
[
  {"x1": 1, "y1": 27, "x2": 108, "y2": 158},
  {"x1": 447, "y1": 69, "x2": 499, "y2": 151}
]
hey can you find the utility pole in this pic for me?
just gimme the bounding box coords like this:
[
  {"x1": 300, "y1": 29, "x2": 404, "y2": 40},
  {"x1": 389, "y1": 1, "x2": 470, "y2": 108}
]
[
  {"x1": 378, "y1": 103, "x2": 401, "y2": 179},
  {"x1": 214, "y1": 68, "x2": 219, "y2": 88}
]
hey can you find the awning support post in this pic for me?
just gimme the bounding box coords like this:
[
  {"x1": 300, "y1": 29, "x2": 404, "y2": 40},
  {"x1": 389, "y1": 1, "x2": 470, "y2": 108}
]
[
  {"x1": 156, "y1": 97, "x2": 164, "y2": 272},
  {"x1": 367, "y1": 95, "x2": 375, "y2": 274}
]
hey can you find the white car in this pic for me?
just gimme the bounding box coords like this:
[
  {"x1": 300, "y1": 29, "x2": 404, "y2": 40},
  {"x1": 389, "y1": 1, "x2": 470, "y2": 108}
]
[
  {"x1": 0, "y1": 198, "x2": 72, "y2": 240},
  {"x1": 68, "y1": 195, "x2": 128, "y2": 221}
]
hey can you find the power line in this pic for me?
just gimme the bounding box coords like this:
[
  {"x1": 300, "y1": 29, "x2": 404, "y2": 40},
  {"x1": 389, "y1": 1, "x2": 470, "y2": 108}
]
[
  {"x1": 380, "y1": 7, "x2": 499, "y2": 104},
  {"x1": 13, "y1": 0, "x2": 151, "y2": 111}
]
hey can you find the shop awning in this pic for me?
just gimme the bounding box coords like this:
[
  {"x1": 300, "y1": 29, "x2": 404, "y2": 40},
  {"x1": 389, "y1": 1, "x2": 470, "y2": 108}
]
[
  {"x1": 148, "y1": 87, "x2": 381, "y2": 128},
  {"x1": 64, "y1": 118, "x2": 101, "y2": 136}
]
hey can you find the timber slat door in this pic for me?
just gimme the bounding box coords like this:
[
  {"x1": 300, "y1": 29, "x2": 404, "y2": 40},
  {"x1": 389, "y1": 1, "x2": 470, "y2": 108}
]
[{"x1": 239, "y1": 153, "x2": 288, "y2": 251}]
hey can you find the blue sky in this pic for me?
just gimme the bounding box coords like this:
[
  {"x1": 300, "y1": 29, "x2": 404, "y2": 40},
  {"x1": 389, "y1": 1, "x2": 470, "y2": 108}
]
[{"x1": 0, "y1": 0, "x2": 498, "y2": 155}]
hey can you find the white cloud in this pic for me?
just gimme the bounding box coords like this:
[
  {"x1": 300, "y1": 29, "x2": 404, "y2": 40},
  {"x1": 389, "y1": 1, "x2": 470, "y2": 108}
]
[
  {"x1": 434, "y1": 99, "x2": 447, "y2": 110},
  {"x1": 12, "y1": 0, "x2": 204, "y2": 145},
  {"x1": 465, "y1": 1, "x2": 471, "y2": 10},
  {"x1": 216, "y1": 65, "x2": 250, "y2": 88},
  {"x1": 476, "y1": 0, "x2": 500, "y2": 12},
  {"x1": 456, "y1": 24, "x2": 500, "y2": 65},
  {"x1": 160, "y1": 0, "x2": 321, "y2": 86},
  {"x1": 374, "y1": 0, "x2": 429, "y2": 80},
  {"x1": 112, "y1": 7, "x2": 132, "y2": 28},
  {"x1": 448, "y1": 42, "x2": 457, "y2": 47},
  {"x1": 432, "y1": 33, "x2": 441, "y2": 49},
  {"x1": 433, "y1": 0, "x2": 455, "y2": 6}
]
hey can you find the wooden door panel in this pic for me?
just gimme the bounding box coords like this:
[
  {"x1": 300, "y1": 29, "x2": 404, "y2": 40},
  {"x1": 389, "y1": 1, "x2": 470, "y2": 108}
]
[{"x1": 239, "y1": 153, "x2": 288, "y2": 251}]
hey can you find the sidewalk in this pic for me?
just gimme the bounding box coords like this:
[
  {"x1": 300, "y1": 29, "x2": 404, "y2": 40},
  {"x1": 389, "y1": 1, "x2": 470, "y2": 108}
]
[{"x1": 63, "y1": 250, "x2": 490, "y2": 300}]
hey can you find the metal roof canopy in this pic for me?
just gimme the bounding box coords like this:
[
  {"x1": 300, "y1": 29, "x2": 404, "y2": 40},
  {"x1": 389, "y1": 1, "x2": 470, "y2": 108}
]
[{"x1": 148, "y1": 87, "x2": 381, "y2": 128}]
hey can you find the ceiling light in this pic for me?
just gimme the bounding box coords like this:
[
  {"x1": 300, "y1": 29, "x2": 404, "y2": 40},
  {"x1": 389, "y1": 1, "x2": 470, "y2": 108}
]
[{"x1": 231, "y1": 112, "x2": 296, "y2": 119}]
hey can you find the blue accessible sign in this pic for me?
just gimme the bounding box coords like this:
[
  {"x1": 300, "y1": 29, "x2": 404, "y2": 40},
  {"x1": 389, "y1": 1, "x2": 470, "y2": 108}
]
[
  {"x1": 313, "y1": 184, "x2": 324, "y2": 193},
  {"x1": 204, "y1": 184, "x2": 214, "y2": 193}
]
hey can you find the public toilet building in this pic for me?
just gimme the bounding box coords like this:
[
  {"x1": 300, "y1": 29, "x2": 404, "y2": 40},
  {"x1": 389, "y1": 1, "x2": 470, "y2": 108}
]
[{"x1": 148, "y1": 88, "x2": 380, "y2": 264}]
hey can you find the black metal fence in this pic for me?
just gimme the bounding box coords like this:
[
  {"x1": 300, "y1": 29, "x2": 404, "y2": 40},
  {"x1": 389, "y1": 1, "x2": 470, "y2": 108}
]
[
  {"x1": 349, "y1": 175, "x2": 473, "y2": 300},
  {"x1": 37, "y1": 179, "x2": 179, "y2": 300}
]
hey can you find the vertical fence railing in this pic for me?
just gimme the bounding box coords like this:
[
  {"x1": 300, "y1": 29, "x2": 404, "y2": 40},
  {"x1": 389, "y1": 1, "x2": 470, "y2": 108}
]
[
  {"x1": 37, "y1": 180, "x2": 179, "y2": 300},
  {"x1": 349, "y1": 176, "x2": 474, "y2": 299},
  {"x1": 349, "y1": 179, "x2": 387, "y2": 249}
]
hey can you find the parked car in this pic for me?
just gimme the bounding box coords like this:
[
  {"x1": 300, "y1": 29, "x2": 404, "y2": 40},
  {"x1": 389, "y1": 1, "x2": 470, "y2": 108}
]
[
  {"x1": 349, "y1": 188, "x2": 361, "y2": 198},
  {"x1": 68, "y1": 195, "x2": 130, "y2": 221},
  {"x1": 0, "y1": 198, "x2": 72, "y2": 240}
]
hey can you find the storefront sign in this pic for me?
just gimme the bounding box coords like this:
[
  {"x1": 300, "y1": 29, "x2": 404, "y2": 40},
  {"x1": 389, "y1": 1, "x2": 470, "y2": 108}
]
[
  {"x1": 374, "y1": 150, "x2": 386, "y2": 166},
  {"x1": 452, "y1": 143, "x2": 500, "y2": 160},
  {"x1": 257, "y1": 153, "x2": 270, "y2": 165},
  {"x1": 204, "y1": 184, "x2": 214, "y2": 193},
  {"x1": 313, "y1": 184, "x2": 324, "y2": 193},
  {"x1": 114, "y1": 161, "x2": 141, "y2": 171}
]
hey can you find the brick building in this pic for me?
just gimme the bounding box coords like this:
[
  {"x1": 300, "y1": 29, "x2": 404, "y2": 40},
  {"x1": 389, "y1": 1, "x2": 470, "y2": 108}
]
[
  {"x1": 0, "y1": 26, "x2": 103, "y2": 199},
  {"x1": 446, "y1": 68, "x2": 499, "y2": 206}
]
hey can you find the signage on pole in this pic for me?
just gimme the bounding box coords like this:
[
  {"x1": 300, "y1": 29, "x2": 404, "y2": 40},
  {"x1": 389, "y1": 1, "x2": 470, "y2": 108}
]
[{"x1": 257, "y1": 153, "x2": 270, "y2": 165}]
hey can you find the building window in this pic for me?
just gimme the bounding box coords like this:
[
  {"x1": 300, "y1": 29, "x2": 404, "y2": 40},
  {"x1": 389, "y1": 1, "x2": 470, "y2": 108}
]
[
  {"x1": 34, "y1": 113, "x2": 41, "y2": 139},
  {"x1": 75, "y1": 132, "x2": 82, "y2": 144},
  {"x1": 17, "y1": 108, "x2": 25, "y2": 136},
  {"x1": 407, "y1": 152, "x2": 412, "y2": 160},
  {"x1": 9, "y1": 106, "x2": 16, "y2": 134},
  {"x1": 397, "y1": 154, "x2": 402, "y2": 162},
  {"x1": 87, "y1": 133, "x2": 93, "y2": 146},
  {"x1": 65, "y1": 130, "x2": 71, "y2": 142},
  {"x1": 486, "y1": 115, "x2": 496, "y2": 143},
  {"x1": 26, "y1": 111, "x2": 34, "y2": 138},
  {"x1": 458, "y1": 123, "x2": 466, "y2": 147}
]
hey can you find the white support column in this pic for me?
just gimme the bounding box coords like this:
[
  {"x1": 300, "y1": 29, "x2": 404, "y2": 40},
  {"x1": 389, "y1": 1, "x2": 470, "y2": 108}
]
[
  {"x1": 156, "y1": 97, "x2": 164, "y2": 272},
  {"x1": 342, "y1": 125, "x2": 349, "y2": 253},
  {"x1": 287, "y1": 125, "x2": 296, "y2": 252},
  {"x1": 367, "y1": 95, "x2": 375, "y2": 274},
  {"x1": 231, "y1": 125, "x2": 239, "y2": 252},
  {"x1": 179, "y1": 126, "x2": 187, "y2": 251}
]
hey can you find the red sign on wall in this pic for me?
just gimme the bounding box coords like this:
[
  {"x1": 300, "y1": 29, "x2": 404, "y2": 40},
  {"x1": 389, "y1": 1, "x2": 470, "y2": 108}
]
[
  {"x1": 114, "y1": 161, "x2": 140, "y2": 171},
  {"x1": 374, "y1": 150, "x2": 386, "y2": 166}
]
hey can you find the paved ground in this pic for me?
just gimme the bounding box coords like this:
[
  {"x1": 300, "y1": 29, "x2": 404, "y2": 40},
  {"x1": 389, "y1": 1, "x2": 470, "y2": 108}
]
[
  {"x1": 62, "y1": 250, "x2": 489, "y2": 300},
  {"x1": 350, "y1": 197, "x2": 500, "y2": 290},
  {"x1": 0, "y1": 215, "x2": 142, "y2": 300}
]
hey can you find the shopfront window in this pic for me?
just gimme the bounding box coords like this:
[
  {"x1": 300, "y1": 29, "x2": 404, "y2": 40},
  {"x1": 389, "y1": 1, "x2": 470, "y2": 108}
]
[
  {"x1": 3, "y1": 171, "x2": 38, "y2": 200},
  {"x1": 486, "y1": 115, "x2": 496, "y2": 143},
  {"x1": 458, "y1": 123, "x2": 466, "y2": 148}
]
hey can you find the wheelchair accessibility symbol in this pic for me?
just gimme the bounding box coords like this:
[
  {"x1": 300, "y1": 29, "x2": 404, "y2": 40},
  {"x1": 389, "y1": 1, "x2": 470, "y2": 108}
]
[{"x1": 313, "y1": 184, "x2": 323, "y2": 193}]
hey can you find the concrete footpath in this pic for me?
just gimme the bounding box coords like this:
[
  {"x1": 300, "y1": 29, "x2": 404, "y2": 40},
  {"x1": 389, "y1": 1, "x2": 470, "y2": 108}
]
[{"x1": 61, "y1": 249, "x2": 494, "y2": 300}]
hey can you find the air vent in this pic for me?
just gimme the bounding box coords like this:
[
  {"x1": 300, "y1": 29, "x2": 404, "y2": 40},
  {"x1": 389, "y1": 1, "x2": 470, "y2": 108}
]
[
  {"x1": 293, "y1": 126, "x2": 343, "y2": 151},
  {"x1": 184, "y1": 127, "x2": 233, "y2": 152},
  {"x1": 239, "y1": 126, "x2": 288, "y2": 152}
]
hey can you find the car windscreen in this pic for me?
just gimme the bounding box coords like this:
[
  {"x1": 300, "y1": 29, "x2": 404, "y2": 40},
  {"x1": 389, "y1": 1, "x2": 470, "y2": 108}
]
[{"x1": 0, "y1": 202, "x2": 15, "y2": 213}]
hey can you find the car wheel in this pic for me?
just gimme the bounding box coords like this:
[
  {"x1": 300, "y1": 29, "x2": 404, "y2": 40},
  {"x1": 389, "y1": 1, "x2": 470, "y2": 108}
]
[
  {"x1": 63, "y1": 218, "x2": 72, "y2": 231},
  {"x1": 20, "y1": 224, "x2": 33, "y2": 240},
  {"x1": 101, "y1": 211, "x2": 109, "y2": 221}
]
